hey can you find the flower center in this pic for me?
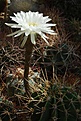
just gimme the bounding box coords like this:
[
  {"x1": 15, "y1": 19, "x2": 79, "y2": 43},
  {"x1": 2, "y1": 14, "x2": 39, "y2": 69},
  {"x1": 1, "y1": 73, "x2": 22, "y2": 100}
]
[{"x1": 29, "y1": 22, "x2": 38, "y2": 26}]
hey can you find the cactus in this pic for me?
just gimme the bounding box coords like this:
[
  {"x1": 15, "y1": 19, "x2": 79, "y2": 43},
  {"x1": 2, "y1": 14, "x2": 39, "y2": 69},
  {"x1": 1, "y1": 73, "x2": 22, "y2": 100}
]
[
  {"x1": 68, "y1": 18, "x2": 81, "y2": 42},
  {"x1": 6, "y1": 73, "x2": 25, "y2": 96},
  {"x1": 0, "y1": 97, "x2": 14, "y2": 121},
  {"x1": 29, "y1": 81, "x2": 81, "y2": 121},
  {"x1": 33, "y1": 43, "x2": 76, "y2": 80},
  {"x1": 34, "y1": 40, "x2": 81, "y2": 79}
]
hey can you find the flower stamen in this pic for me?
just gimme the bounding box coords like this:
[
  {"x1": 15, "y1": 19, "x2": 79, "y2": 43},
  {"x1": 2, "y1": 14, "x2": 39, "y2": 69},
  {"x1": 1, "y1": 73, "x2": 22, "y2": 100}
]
[{"x1": 29, "y1": 22, "x2": 38, "y2": 26}]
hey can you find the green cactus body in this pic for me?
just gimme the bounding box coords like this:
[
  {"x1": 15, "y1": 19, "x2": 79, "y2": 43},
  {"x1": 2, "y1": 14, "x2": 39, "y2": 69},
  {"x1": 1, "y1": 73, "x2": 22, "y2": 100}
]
[
  {"x1": 39, "y1": 97, "x2": 52, "y2": 121},
  {"x1": 30, "y1": 85, "x2": 81, "y2": 121}
]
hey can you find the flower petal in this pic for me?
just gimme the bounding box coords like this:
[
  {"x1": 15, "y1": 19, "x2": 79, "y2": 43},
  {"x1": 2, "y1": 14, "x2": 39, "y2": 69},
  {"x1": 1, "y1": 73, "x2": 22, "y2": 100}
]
[
  {"x1": 5, "y1": 23, "x2": 21, "y2": 28},
  {"x1": 30, "y1": 33, "x2": 36, "y2": 45},
  {"x1": 39, "y1": 32, "x2": 49, "y2": 45},
  {"x1": 14, "y1": 30, "x2": 25, "y2": 37},
  {"x1": 7, "y1": 30, "x2": 21, "y2": 37},
  {"x1": 21, "y1": 36, "x2": 28, "y2": 48}
]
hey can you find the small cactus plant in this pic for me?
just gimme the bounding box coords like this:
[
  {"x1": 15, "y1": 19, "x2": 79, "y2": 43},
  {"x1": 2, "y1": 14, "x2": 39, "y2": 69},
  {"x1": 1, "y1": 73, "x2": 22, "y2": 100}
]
[
  {"x1": 28, "y1": 80, "x2": 81, "y2": 121},
  {"x1": 33, "y1": 42, "x2": 76, "y2": 80}
]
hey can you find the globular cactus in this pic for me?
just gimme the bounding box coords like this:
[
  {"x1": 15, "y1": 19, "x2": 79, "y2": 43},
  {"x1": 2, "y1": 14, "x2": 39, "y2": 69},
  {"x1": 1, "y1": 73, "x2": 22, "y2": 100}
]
[
  {"x1": 34, "y1": 43, "x2": 75, "y2": 80},
  {"x1": 29, "y1": 82, "x2": 81, "y2": 121},
  {"x1": 0, "y1": 97, "x2": 14, "y2": 121},
  {"x1": 45, "y1": 43, "x2": 74, "y2": 75},
  {"x1": 68, "y1": 18, "x2": 81, "y2": 42}
]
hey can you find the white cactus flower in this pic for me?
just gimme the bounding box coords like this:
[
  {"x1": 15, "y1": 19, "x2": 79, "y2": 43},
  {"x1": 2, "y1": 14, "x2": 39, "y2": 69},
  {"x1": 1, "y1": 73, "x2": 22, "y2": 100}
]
[{"x1": 5, "y1": 11, "x2": 56, "y2": 47}]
